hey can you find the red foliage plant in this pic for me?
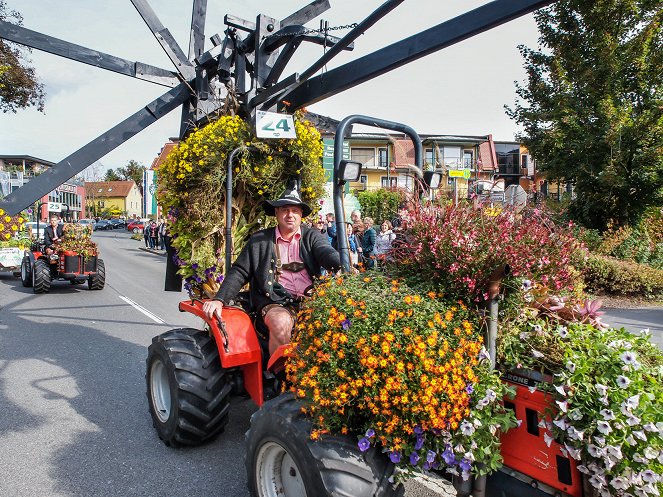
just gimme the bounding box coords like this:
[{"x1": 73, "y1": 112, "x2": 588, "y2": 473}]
[{"x1": 389, "y1": 202, "x2": 586, "y2": 302}]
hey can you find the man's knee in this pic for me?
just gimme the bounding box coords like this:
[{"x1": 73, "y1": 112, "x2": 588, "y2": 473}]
[{"x1": 263, "y1": 307, "x2": 295, "y2": 342}]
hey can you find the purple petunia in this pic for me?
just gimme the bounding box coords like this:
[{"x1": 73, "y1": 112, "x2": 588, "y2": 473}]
[
  {"x1": 426, "y1": 450, "x2": 436, "y2": 464},
  {"x1": 414, "y1": 425, "x2": 423, "y2": 435},
  {"x1": 191, "y1": 263, "x2": 199, "y2": 270},
  {"x1": 409, "y1": 452, "x2": 420, "y2": 466},
  {"x1": 341, "y1": 319, "x2": 351, "y2": 330},
  {"x1": 358, "y1": 437, "x2": 370, "y2": 452},
  {"x1": 365, "y1": 428, "x2": 375, "y2": 438},
  {"x1": 389, "y1": 450, "x2": 402, "y2": 463},
  {"x1": 459, "y1": 459, "x2": 472, "y2": 472},
  {"x1": 441, "y1": 448, "x2": 456, "y2": 465},
  {"x1": 414, "y1": 435, "x2": 425, "y2": 451}
]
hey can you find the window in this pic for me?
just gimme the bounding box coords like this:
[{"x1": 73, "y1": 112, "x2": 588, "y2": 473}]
[
  {"x1": 443, "y1": 146, "x2": 462, "y2": 169},
  {"x1": 495, "y1": 144, "x2": 520, "y2": 175},
  {"x1": 98, "y1": 188, "x2": 103, "y2": 193},
  {"x1": 425, "y1": 148, "x2": 435, "y2": 168},
  {"x1": 378, "y1": 148, "x2": 388, "y2": 168},
  {"x1": 463, "y1": 150, "x2": 473, "y2": 169},
  {"x1": 381, "y1": 177, "x2": 398, "y2": 188},
  {"x1": 351, "y1": 148, "x2": 375, "y2": 167},
  {"x1": 108, "y1": 188, "x2": 113, "y2": 192},
  {"x1": 360, "y1": 175, "x2": 367, "y2": 184}
]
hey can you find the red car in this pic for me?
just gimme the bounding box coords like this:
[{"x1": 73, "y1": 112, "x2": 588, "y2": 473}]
[{"x1": 126, "y1": 220, "x2": 146, "y2": 233}]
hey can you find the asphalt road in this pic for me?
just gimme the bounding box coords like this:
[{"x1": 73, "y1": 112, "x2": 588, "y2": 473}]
[{"x1": 1, "y1": 230, "x2": 659, "y2": 497}]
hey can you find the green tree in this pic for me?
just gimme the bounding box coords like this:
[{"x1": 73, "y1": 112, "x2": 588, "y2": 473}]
[
  {"x1": 103, "y1": 169, "x2": 121, "y2": 181},
  {"x1": 116, "y1": 160, "x2": 146, "y2": 196},
  {"x1": 0, "y1": 1, "x2": 44, "y2": 113},
  {"x1": 507, "y1": 0, "x2": 663, "y2": 230},
  {"x1": 356, "y1": 188, "x2": 403, "y2": 225}
]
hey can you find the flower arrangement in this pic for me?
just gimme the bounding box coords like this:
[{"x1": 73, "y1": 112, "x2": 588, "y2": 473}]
[
  {"x1": 499, "y1": 316, "x2": 663, "y2": 496},
  {"x1": 390, "y1": 203, "x2": 587, "y2": 303},
  {"x1": 157, "y1": 112, "x2": 326, "y2": 297},
  {"x1": 58, "y1": 223, "x2": 98, "y2": 258},
  {"x1": 286, "y1": 272, "x2": 517, "y2": 481},
  {"x1": 0, "y1": 210, "x2": 28, "y2": 247}
]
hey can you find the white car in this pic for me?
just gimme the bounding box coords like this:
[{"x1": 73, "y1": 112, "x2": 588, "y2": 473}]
[{"x1": 24, "y1": 222, "x2": 46, "y2": 240}]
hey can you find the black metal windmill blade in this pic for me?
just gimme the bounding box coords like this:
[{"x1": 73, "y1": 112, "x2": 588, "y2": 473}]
[{"x1": 0, "y1": 0, "x2": 555, "y2": 216}]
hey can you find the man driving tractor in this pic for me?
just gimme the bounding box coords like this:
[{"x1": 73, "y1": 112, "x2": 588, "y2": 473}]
[
  {"x1": 202, "y1": 183, "x2": 341, "y2": 355},
  {"x1": 43, "y1": 214, "x2": 64, "y2": 255}
]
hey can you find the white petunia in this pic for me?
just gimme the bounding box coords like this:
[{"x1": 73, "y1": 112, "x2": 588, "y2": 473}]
[
  {"x1": 478, "y1": 347, "x2": 490, "y2": 361},
  {"x1": 639, "y1": 328, "x2": 650, "y2": 336},
  {"x1": 553, "y1": 418, "x2": 568, "y2": 430},
  {"x1": 600, "y1": 409, "x2": 616, "y2": 420},
  {"x1": 556, "y1": 400, "x2": 568, "y2": 413},
  {"x1": 567, "y1": 426, "x2": 584, "y2": 441},
  {"x1": 644, "y1": 447, "x2": 658, "y2": 460},
  {"x1": 620, "y1": 351, "x2": 638, "y2": 366},
  {"x1": 564, "y1": 443, "x2": 581, "y2": 460},
  {"x1": 531, "y1": 349, "x2": 544, "y2": 358},
  {"x1": 633, "y1": 453, "x2": 648, "y2": 464},
  {"x1": 626, "y1": 394, "x2": 641, "y2": 410},
  {"x1": 597, "y1": 421, "x2": 612, "y2": 435},
  {"x1": 610, "y1": 476, "x2": 629, "y2": 490},
  {"x1": 595, "y1": 383, "x2": 608, "y2": 396},
  {"x1": 589, "y1": 474, "x2": 607, "y2": 489},
  {"x1": 554, "y1": 384, "x2": 567, "y2": 396},
  {"x1": 519, "y1": 331, "x2": 530, "y2": 340},
  {"x1": 460, "y1": 420, "x2": 475, "y2": 436},
  {"x1": 626, "y1": 414, "x2": 641, "y2": 426},
  {"x1": 640, "y1": 469, "x2": 659, "y2": 484},
  {"x1": 557, "y1": 325, "x2": 568, "y2": 338},
  {"x1": 577, "y1": 464, "x2": 590, "y2": 474},
  {"x1": 587, "y1": 444, "x2": 604, "y2": 458},
  {"x1": 606, "y1": 445, "x2": 623, "y2": 461},
  {"x1": 616, "y1": 375, "x2": 631, "y2": 389},
  {"x1": 566, "y1": 361, "x2": 576, "y2": 373},
  {"x1": 625, "y1": 435, "x2": 637, "y2": 446},
  {"x1": 633, "y1": 430, "x2": 647, "y2": 442},
  {"x1": 593, "y1": 436, "x2": 606, "y2": 446},
  {"x1": 643, "y1": 422, "x2": 659, "y2": 433},
  {"x1": 543, "y1": 432, "x2": 554, "y2": 447}
]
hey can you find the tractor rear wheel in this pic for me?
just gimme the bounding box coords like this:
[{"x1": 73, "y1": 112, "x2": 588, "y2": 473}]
[
  {"x1": 246, "y1": 393, "x2": 403, "y2": 497},
  {"x1": 32, "y1": 259, "x2": 51, "y2": 293},
  {"x1": 88, "y1": 259, "x2": 105, "y2": 290},
  {"x1": 146, "y1": 328, "x2": 232, "y2": 447},
  {"x1": 20, "y1": 257, "x2": 32, "y2": 287}
]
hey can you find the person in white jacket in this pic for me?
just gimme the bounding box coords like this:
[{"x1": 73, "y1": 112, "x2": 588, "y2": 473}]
[{"x1": 374, "y1": 220, "x2": 396, "y2": 256}]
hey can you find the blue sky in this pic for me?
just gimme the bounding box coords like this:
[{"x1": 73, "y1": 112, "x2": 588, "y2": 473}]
[{"x1": 0, "y1": 0, "x2": 540, "y2": 175}]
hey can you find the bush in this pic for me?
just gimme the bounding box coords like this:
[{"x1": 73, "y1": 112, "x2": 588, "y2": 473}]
[
  {"x1": 356, "y1": 188, "x2": 404, "y2": 225},
  {"x1": 583, "y1": 254, "x2": 663, "y2": 298}
]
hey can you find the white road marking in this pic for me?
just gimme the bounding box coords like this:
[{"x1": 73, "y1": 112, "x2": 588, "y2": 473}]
[{"x1": 119, "y1": 295, "x2": 165, "y2": 324}]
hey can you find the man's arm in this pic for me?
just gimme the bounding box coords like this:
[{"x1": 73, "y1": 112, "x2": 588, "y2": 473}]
[
  {"x1": 309, "y1": 229, "x2": 341, "y2": 271},
  {"x1": 214, "y1": 238, "x2": 253, "y2": 303}
]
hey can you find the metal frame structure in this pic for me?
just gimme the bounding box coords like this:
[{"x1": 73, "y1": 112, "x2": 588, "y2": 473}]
[{"x1": 0, "y1": 0, "x2": 555, "y2": 216}]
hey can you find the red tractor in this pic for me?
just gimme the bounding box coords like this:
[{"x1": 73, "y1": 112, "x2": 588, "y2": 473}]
[
  {"x1": 20, "y1": 204, "x2": 105, "y2": 293},
  {"x1": 146, "y1": 117, "x2": 440, "y2": 497}
]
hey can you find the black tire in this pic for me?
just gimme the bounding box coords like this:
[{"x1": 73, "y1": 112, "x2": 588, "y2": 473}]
[
  {"x1": 246, "y1": 393, "x2": 403, "y2": 497},
  {"x1": 20, "y1": 257, "x2": 32, "y2": 287},
  {"x1": 88, "y1": 259, "x2": 105, "y2": 290},
  {"x1": 146, "y1": 328, "x2": 232, "y2": 447},
  {"x1": 32, "y1": 259, "x2": 51, "y2": 293}
]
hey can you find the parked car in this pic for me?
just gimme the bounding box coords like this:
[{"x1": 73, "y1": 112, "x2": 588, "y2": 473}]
[
  {"x1": 95, "y1": 219, "x2": 113, "y2": 230},
  {"x1": 78, "y1": 219, "x2": 97, "y2": 231},
  {"x1": 126, "y1": 220, "x2": 145, "y2": 233},
  {"x1": 109, "y1": 219, "x2": 125, "y2": 229}
]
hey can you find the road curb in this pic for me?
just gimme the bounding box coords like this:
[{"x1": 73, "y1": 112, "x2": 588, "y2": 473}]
[{"x1": 138, "y1": 246, "x2": 167, "y2": 257}]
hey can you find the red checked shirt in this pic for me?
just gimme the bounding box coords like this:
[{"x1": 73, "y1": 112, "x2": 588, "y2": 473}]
[{"x1": 275, "y1": 226, "x2": 313, "y2": 298}]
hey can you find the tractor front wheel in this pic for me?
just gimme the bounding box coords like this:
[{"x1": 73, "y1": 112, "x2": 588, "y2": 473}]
[
  {"x1": 32, "y1": 259, "x2": 51, "y2": 293},
  {"x1": 88, "y1": 259, "x2": 105, "y2": 290},
  {"x1": 146, "y1": 328, "x2": 232, "y2": 447},
  {"x1": 20, "y1": 257, "x2": 32, "y2": 287},
  {"x1": 246, "y1": 393, "x2": 403, "y2": 497}
]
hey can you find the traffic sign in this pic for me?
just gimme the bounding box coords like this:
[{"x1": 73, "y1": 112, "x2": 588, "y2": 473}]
[
  {"x1": 449, "y1": 169, "x2": 471, "y2": 179},
  {"x1": 255, "y1": 111, "x2": 297, "y2": 139}
]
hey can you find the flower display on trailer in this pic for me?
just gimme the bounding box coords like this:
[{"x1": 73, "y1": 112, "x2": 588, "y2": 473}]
[
  {"x1": 390, "y1": 203, "x2": 587, "y2": 303},
  {"x1": 0, "y1": 210, "x2": 27, "y2": 247},
  {"x1": 156, "y1": 112, "x2": 325, "y2": 298},
  {"x1": 285, "y1": 273, "x2": 517, "y2": 481},
  {"x1": 58, "y1": 223, "x2": 98, "y2": 258}
]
